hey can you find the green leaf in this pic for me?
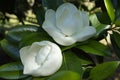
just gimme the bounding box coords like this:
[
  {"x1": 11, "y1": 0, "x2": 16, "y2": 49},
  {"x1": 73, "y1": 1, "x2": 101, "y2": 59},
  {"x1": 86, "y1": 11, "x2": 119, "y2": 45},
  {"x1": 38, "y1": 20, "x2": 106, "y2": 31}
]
[
  {"x1": 22, "y1": 77, "x2": 33, "y2": 80},
  {"x1": 96, "y1": 12, "x2": 111, "y2": 24},
  {"x1": 0, "y1": 62, "x2": 27, "y2": 79},
  {"x1": 111, "y1": 0, "x2": 120, "y2": 25},
  {"x1": 61, "y1": 43, "x2": 77, "y2": 51},
  {"x1": 90, "y1": 14, "x2": 110, "y2": 36},
  {"x1": 33, "y1": 6, "x2": 45, "y2": 25},
  {"x1": 33, "y1": 77, "x2": 46, "y2": 80},
  {"x1": 77, "y1": 40, "x2": 111, "y2": 56},
  {"x1": 48, "y1": 71, "x2": 81, "y2": 80},
  {"x1": 89, "y1": 61, "x2": 120, "y2": 80},
  {"x1": 19, "y1": 28, "x2": 53, "y2": 48},
  {"x1": 104, "y1": 0, "x2": 115, "y2": 22},
  {"x1": 19, "y1": 33, "x2": 42, "y2": 48},
  {"x1": 1, "y1": 39, "x2": 20, "y2": 60},
  {"x1": 83, "y1": 67, "x2": 92, "y2": 79},
  {"x1": 61, "y1": 41, "x2": 88, "y2": 51},
  {"x1": 6, "y1": 25, "x2": 38, "y2": 44},
  {"x1": 113, "y1": 31, "x2": 120, "y2": 48},
  {"x1": 111, "y1": 0, "x2": 120, "y2": 9},
  {"x1": 71, "y1": 48, "x2": 94, "y2": 66},
  {"x1": 110, "y1": 34, "x2": 120, "y2": 58},
  {"x1": 42, "y1": 0, "x2": 63, "y2": 10},
  {"x1": 60, "y1": 51, "x2": 83, "y2": 78},
  {"x1": 115, "y1": 17, "x2": 120, "y2": 26},
  {"x1": 115, "y1": 8, "x2": 120, "y2": 26}
]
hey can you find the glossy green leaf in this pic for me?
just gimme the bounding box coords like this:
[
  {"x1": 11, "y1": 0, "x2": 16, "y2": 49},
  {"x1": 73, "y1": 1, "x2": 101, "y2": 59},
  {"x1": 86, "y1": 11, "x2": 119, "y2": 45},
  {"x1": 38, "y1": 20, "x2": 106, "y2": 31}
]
[
  {"x1": 61, "y1": 43, "x2": 77, "y2": 51},
  {"x1": 33, "y1": 6, "x2": 45, "y2": 25},
  {"x1": 111, "y1": 0, "x2": 120, "y2": 9},
  {"x1": 22, "y1": 76, "x2": 46, "y2": 80},
  {"x1": 19, "y1": 33, "x2": 42, "y2": 48},
  {"x1": 60, "y1": 51, "x2": 83, "y2": 77},
  {"x1": 1, "y1": 39, "x2": 20, "y2": 60},
  {"x1": 77, "y1": 40, "x2": 111, "y2": 56},
  {"x1": 19, "y1": 27, "x2": 53, "y2": 48},
  {"x1": 0, "y1": 62, "x2": 27, "y2": 79},
  {"x1": 115, "y1": 17, "x2": 120, "y2": 26},
  {"x1": 82, "y1": 67, "x2": 92, "y2": 79},
  {"x1": 61, "y1": 43, "x2": 93, "y2": 66},
  {"x1": 48, "y1": 71, "x2": 81, "y2": 80},
  {"x1": 6, "y1": 25, "x2": 38, "y2": 44},
  {"x1": 104, "y1": 0, "x2": 115, "y2": 22},
  {"x1": 42, "y1": 0, "x2": 63, "y2": 10},
  {"x1": 110, "y1": 34, "x2": 120, "y2": 58},
  {"x1": 115, "y1": 7, "x2": 120, "y2": 26},
  {"x1": 113, "y1": 31, "x2": 120, "y2": 48},
  {"x1": 89, "y1": 61, "x2": 120, "y2": 80},
  {"x1": 61, "y1": 41, "x2": 88, "y2": 51},
  {"x1": 90, "y1": 14, "x2": 110, "y2": 36},
  {"x1": 114, "y1": 2, "x2": 120, "y2": 26},
  {"x1": 96, "y1": 12, "x2": 111, "y2": 24},
  {"x1": 21, "y1": 77, "x2": 33, "y2": 80},
  {"x1": 71, "y1": 48, "x2": 94, "y2": 66},
  {"x1": 33, "y1": 77, "x2": 46, "y2": 80}
]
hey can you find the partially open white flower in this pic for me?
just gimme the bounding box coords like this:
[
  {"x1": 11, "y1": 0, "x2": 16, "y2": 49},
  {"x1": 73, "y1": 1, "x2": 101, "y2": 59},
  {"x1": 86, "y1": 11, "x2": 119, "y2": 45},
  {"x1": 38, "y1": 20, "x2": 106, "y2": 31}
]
[
  {"x1": 19, "y1": 41, "x2": 62, "y2": 76},
  {"x1": 42, "y1": 3, "x2": 96, "y2": 46}
]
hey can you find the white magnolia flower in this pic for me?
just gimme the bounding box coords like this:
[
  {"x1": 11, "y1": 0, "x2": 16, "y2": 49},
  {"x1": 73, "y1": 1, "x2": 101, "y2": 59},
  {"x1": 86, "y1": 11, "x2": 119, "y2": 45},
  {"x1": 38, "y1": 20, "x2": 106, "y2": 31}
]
[
  {"x1": 19, "y1": 41, "x2": 62, "y2": 76},
  {"x1": 42, "y1": 3, "x2": 96, "y2": 46}
]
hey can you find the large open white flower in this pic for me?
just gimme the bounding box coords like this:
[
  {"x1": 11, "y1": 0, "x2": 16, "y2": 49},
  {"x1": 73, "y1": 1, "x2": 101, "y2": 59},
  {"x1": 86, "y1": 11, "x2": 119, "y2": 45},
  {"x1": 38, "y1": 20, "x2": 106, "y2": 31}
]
[
  {"x1": 42, "y1": 3, "x2": 96, "y2": 46},
  {"x1": 19, "y1": 41, "x2": 62, "y2": 76}
]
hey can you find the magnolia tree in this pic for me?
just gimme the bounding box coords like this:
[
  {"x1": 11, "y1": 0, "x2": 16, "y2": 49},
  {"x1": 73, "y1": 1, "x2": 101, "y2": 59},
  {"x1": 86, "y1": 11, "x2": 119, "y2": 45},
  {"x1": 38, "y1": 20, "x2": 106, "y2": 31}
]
[{"x1": 0, "y1": 0, "x2": 120, "y2": 80}]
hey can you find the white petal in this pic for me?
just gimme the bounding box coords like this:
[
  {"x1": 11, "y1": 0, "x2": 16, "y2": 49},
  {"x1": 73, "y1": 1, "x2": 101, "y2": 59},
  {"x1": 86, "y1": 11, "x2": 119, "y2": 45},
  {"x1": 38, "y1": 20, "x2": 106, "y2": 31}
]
[
  {"x1": 35, "y1": 46, "x2": 50, "y2": 65},
  {"x1": 50, "y1": 30, "x2": 76, "y2": 46},
  {"x1": 80, "y1": 11, "x2": 89, "y2": 27},
  {"x1": 20, "y1": 46, "x2": 39, "y2": 75},
  {"x1": 28, "y1": 42, "x2": 42, "y2": 54},
  {"x1": 43, "y1": 9, "x2": 56, "y2": 30},
  {"x1": 20, "y1": 46, "x2": 30, "y2": 64},
  {"x1": 45, "y1": 9, "x2": 56, "y2": 23},
  {"x1": 72, "y1": 26, "x2": 96, "y2": 41},
  {"x1": 56, "y1": 3, "x2": 78, "y2": 36},
  {"x1": 56, "y1": 3, "x2": 78, "y2": 19},
  {"x1": 70, "y1": 11, "x2": 84, "y2": 33},
  {"x1": 42, "y1": 21, "x2": 76, "y2": 46},
  {"x1": 56, "y1": 10, "x2": 77, "y2": 36}
]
